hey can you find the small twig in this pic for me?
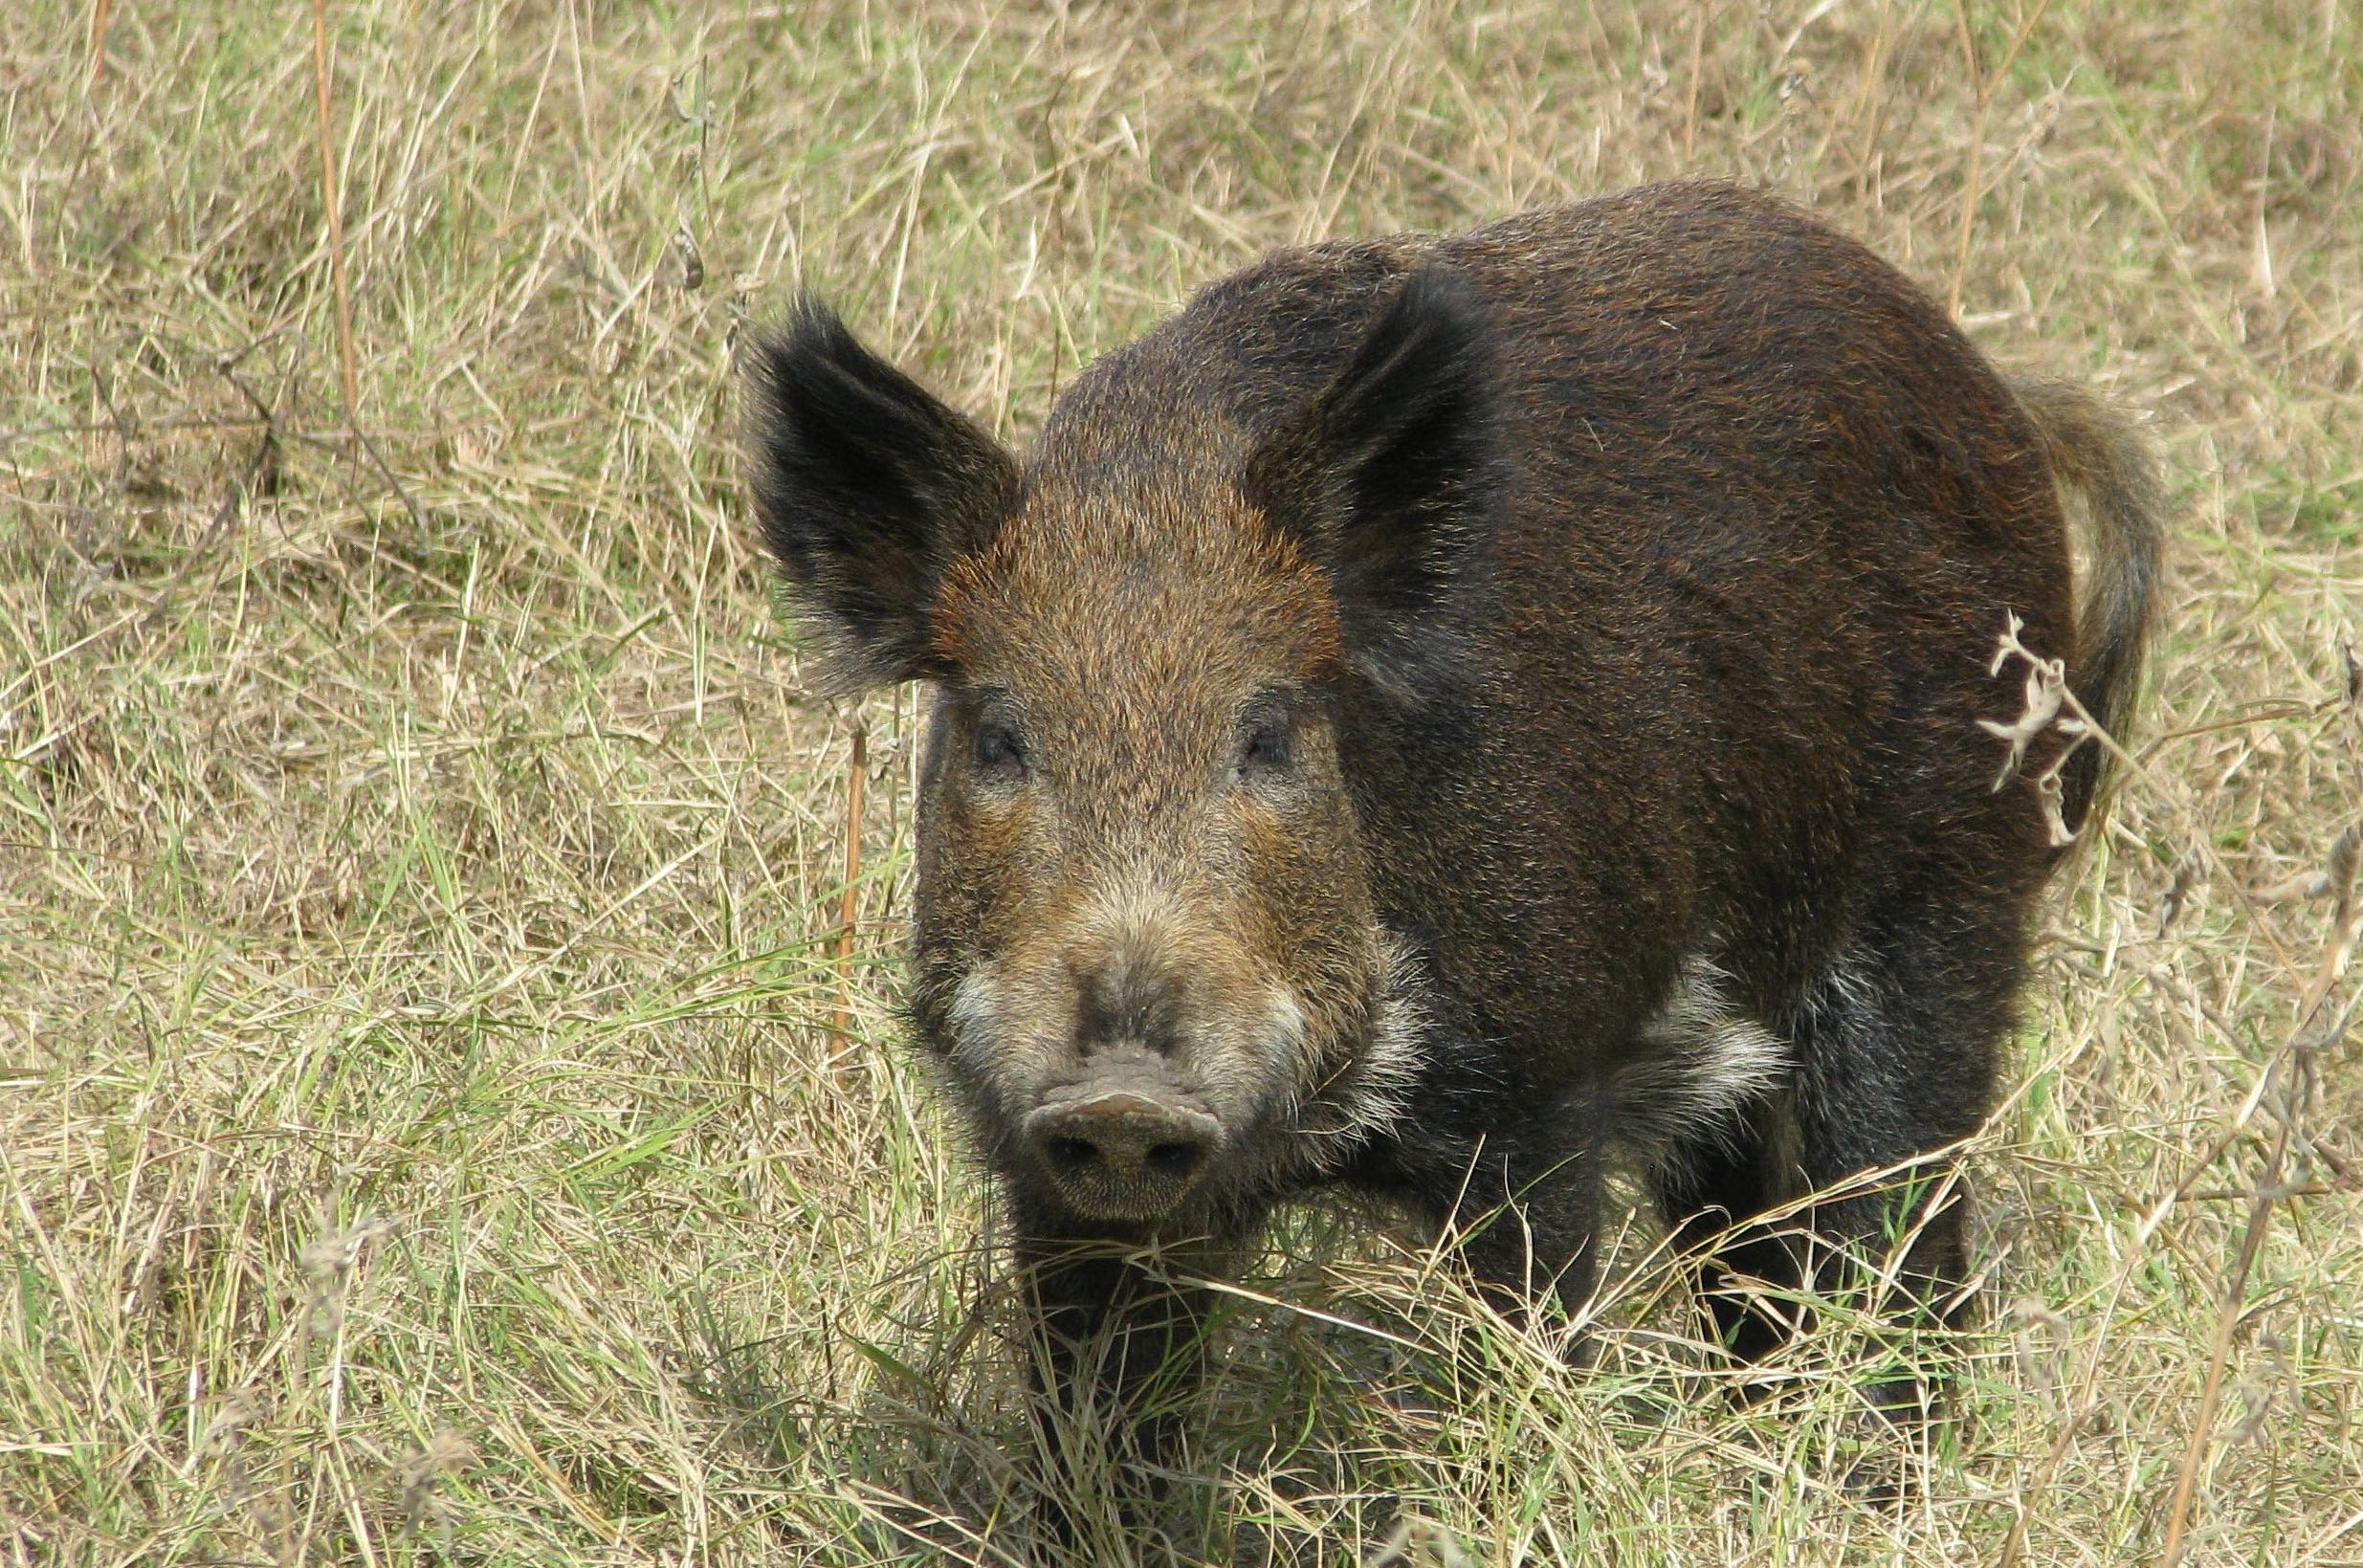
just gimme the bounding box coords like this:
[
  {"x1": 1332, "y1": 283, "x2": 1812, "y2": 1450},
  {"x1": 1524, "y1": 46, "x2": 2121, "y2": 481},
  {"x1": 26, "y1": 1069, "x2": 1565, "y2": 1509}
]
[
  {"x1": 1982, "y1": 610, "x2": 2092, "y2": 846},
  {"x1": 0, "y1": 839, "x2": 154, "y2": 868},
  {"x1": 335, "y1": 421, "x2": 431, "y2": 533},
  {"x1": 136, "y1": 434, "x2": 274, "y2": 635},
  {"x1": 0, "y1": 412, "x2": 277, "y2": 449},
  {"x1": 2160, "y1": 1049, "x2": 2305, "y2": 1567},
  {"x1": 2297, "y1": 821, "x2": 2361, "y2": 1018},
  {"x1": 139, "y1": 364, "x2": 284, "y2": 635},
  {"x1": 89, "y1": 360, "x2": 136, "y2": 497},
  {"x1": 829, "y1": 723, "x2": 869, "y2": 1073},
  {"x1": 280, "y1": 431, "x2": 442, "y2": 584}
]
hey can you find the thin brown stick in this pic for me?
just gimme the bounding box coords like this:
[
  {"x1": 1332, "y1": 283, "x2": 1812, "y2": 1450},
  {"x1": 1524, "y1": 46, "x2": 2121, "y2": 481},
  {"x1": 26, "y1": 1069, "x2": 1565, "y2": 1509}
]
[
  {"x1": 829, "y1": 724, "x2": 869, "y2": 1072},
  {"x1": 1946, "y1": 0, "x2": 2055, "y2": 316},
  {"x1": 310, "y1": 0, "x2": 361, "y2": 417},
  {"x1": 87, "y1": 0, "x2": 113, "y2": 89},
  {"x1": 1681, "y1": 2, "x2": 1711, "y2": 163},
  {"x1": 1847, "y1": 1, "x2": 1892, "y2": 212}
]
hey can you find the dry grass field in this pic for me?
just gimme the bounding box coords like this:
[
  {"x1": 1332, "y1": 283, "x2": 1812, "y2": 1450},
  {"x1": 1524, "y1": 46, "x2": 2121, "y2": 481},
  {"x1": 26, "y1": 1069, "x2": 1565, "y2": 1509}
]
[{"x1": 4, "y1": 0, "x2": 2360, "y2": 1562}]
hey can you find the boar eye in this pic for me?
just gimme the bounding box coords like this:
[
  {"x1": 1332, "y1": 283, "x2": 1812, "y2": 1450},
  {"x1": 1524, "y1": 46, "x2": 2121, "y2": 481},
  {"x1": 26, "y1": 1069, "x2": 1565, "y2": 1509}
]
[
  {"x1": 1236, "y1": 703, "x2": 1295, "y2": 779},
  {"x1": 975, "y1": 719, "x2": 1027, "y2": 778},
  {"x1": 1243, "y1": 725, "x2": 1291, "y2": 769}
]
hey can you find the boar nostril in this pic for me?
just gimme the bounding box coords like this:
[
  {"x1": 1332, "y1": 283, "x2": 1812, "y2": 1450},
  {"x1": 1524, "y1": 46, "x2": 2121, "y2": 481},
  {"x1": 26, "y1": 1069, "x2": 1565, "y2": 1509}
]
[
  {"x1": 1047, "y1": 1136, "x2": 1099, "y2": 1172},
  {"x1": 1145, "y1": 1141, "x2": 1204, "y2": 1179}
]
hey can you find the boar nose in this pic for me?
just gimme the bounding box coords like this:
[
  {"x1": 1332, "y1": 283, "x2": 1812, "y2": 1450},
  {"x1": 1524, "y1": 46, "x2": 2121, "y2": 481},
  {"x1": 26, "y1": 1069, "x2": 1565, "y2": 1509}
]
[{"x1": 1024, "y1": 1091, "x2": 1221, "y2": 1211}]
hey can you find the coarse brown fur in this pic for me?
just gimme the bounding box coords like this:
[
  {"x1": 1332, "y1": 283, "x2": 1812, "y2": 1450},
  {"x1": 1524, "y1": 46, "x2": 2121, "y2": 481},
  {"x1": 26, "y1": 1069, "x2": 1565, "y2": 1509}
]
[{"x1": 743, "y1": 179, "x2": 2164, "y2": 1537}]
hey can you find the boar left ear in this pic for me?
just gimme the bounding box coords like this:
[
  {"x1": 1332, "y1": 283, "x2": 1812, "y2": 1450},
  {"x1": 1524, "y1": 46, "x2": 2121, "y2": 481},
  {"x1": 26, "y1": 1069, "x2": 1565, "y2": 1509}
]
[
  {"x1": 745, "y1": 298, "x2": 1020, "y2": 691},
  {"x1": 1243, "y1": 266, "x2": 1503, "y2": 696}
]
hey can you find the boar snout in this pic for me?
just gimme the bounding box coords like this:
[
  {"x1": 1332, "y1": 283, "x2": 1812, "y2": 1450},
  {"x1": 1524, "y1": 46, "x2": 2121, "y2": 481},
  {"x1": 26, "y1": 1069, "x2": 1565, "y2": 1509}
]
[{"x1": 1025, "y1": 1071, "x2": 1223, "y2": 1221}]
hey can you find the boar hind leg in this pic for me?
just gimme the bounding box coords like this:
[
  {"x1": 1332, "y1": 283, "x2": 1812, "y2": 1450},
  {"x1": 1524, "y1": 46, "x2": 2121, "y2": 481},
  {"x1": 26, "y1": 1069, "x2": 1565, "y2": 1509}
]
[
  {"x1": 1655, "y1": 930, "x2": 2005, "y2": 1420},
  {"x1": 1784, "y1": 930, "x2": 2002, "y2": 1422},
  {"x1": 1649, "y1": 1109, "x2": 1803, "y2": 1372}
]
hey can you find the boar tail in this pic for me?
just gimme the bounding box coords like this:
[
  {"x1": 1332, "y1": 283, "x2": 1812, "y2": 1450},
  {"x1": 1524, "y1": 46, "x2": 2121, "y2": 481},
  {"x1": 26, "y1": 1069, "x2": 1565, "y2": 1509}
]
[
  {"x1": 2003, "y1": 377, "x2": 2164, "y2": 830},
  {"x1": 2010, "y1": 376, "x2": 2167, "y2": 833}
]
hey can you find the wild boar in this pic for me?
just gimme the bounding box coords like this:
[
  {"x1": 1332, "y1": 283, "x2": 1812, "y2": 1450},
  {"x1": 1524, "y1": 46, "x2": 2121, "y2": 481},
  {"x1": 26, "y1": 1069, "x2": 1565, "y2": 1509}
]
[{"x1": 743, "y1": 179, "x2": 2161, "y2": 1516}]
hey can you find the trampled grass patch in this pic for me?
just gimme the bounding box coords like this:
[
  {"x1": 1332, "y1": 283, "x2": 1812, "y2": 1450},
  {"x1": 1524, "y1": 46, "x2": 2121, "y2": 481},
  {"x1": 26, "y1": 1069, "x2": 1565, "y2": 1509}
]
[{"x1": 3, "y1": 1, "x2": 2358, "y2": 1562}]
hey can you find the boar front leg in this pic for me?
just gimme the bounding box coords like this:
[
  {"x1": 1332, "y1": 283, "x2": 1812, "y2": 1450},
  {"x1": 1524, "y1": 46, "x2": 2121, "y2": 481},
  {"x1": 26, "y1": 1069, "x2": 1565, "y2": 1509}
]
[
  {"x1": 1433, "y1": 1110, "x2": 1611, "y2": 1343},
  {"x1": 1012, "y1": 1218, "x2": 1244, "y2": 1551}
]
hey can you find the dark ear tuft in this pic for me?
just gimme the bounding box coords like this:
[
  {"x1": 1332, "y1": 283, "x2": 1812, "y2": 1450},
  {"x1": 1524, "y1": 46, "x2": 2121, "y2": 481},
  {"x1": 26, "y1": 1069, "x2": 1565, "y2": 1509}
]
[
  {"x1": 1242, "y1": 266, "x2": 1502, "y2": 697},
  {"x1": 744, "y1": 298, "x2": 1019, "y2": 690}
]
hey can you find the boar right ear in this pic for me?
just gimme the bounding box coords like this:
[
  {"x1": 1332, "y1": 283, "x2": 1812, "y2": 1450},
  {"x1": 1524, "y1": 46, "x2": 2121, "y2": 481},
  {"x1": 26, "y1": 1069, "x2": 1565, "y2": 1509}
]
[
  {"x1": 1242, "y1": 267, "x2": 1503, "y2": 698},
  {"x1": 745, "y1": 299, "x2": 1019, "y2": 690}
]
